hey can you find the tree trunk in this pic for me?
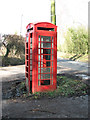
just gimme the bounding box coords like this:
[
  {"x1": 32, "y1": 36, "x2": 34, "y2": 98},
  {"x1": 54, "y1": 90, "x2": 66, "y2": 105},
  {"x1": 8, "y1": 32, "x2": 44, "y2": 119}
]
[{"x1": 2, "y1": 42, "x2": 10, "y2": 57}]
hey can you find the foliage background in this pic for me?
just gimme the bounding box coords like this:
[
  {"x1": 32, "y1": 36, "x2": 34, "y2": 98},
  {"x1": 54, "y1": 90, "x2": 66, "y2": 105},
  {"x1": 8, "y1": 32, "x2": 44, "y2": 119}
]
[
  {"x1": 1, "y1": 34, "x2": 25, "y2": 66},
  {"x1": 58, "y1": 26, "x2": 88, "y2": 56}
]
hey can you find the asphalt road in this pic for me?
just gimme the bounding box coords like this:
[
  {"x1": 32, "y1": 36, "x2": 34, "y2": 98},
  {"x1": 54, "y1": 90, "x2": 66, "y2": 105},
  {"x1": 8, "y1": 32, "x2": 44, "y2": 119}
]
[
  {"x1": 0, "y1": 57, "x2": 88, "y2": 82},
  {"x1": 57, "y1": 57, "x2": 88, "y2": 74}
]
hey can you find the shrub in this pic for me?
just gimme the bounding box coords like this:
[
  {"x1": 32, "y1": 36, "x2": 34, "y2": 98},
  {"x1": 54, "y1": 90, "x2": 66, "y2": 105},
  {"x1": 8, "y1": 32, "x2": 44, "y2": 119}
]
[{"x1": 64, "y1": 26, "x2": 88, "y2": 55}]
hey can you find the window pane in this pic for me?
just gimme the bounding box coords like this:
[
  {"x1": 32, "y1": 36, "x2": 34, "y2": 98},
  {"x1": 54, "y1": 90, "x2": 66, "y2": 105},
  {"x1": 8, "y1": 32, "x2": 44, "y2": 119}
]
[
  {"x1": 30, "y1": 60, "x2": 32, "y2": 64},
  {"x1": 41, "y1": 55, "x2": 43, "y2": 60},
  {"x1": 38, "y1": 42, "x2": 40, "y2": 48},
  {"x1": 30, "y1": 44, "x2": 32, "y2": 48},
  {"x1": 46, "y1": 61, "x2": 51, "y2": 67},
  {"x1": 39, "y1": 36, "x2": 40, "y2": 41},
  {"x1": 30, "y1": 55, "x2": 32, "y2": 59},
  {"x1": 41, "y1": 49, "x2": 43, "y2": 53},
  {"x1": 44, "y1": 55, "x2": 51, "y2": 60},
  {"x1": 52, "y1": 49, "x2": 53, "y2": 54},
  {"x1": 41, "y1": 43, "x2": 51, "y2": 48},
  {"x1": 38, "y1": 74, "x2": 40, "y2": 79},
  {"x1": 30, "y1": 76, "x2": 32, "y2": 81},
  {"x1": 38, "y1": 68, "x2": 40, "y2": 73},
  {"x1": 44, "y1": 49, "x2": 51, "y2": 54},
  {"x1": 38, "y1": 81, "x2": 40, "y2": 86},
  {"x1": 52, "y1": 55, "x2": 53, "y2": 60},
  {"x1": 41, "y1": 74, "x2": 50, "y2": 79},
  {"x1": 52, "y1": 62, "x2": 53, "y2": 66},
  {"x1": 52, "y1": 43, "x2": 53, "y2": 48},
  {"x1": 30, "y1": 66, "x2": 32, "y2": 70},
  {"x1": 38, "y1": 49, "x2": 40, "y2": 54},
  {"x1": 41, "y1": 68, "x2": 50, "y2": 73},
  {"x1": 26, "y1": 36, "x2": 28, "y2": 42},
  {"x1": 38, "y1": 55, "x2": 40, "y2": 60},
  {"x1": 38, "y1": 62, "x2": 40, "y2": 67},
  {"x1": 30, "y1": 49, "x2": 32, "y2": 53},
  {"x1": 41, "y1": 64, "x2": 43, "y2": 67},
  {"x1": 41, "y1": 36, "x2": 51, "y2": 42},
  {"x1": 30, "y1": 71, "x2": 32, "y2": 74},
  {"x1": 30, "y1": 38, "x2": 32, "y2": 43}
]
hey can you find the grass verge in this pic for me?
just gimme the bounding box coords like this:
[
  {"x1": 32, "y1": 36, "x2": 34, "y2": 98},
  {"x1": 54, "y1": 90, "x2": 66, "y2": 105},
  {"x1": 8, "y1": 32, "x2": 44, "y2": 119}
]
[
  {"x1": 4, "y1": 75, "x2": 87, "y2": 99},
  {"x1": 18, "y1": 75, "x2": 88, "y2": 99}
]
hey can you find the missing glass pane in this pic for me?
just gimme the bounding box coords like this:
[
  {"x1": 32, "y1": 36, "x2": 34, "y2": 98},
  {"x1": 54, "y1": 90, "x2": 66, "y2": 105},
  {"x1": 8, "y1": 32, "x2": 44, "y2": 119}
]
[
  {"x1": 26, "y1": 49, "x2": 28, "y2": 54},
  {"x1": 26, "y1": 67, "x2": 28, "y2": 72},
  {"x1": 46, "y1": 61, "x2": 50, "y2": 67},
  {"x1": 41, "y1": 80, "x2": 50, "y2": 85},
  {"x1": 26, "y1": 55, "x2": 28, "y2": 60},
  {"x1": 43, "y1": 49, "x2": 51, "y2": 54},
  {"x1": 26, "y1": 43, "x2": 28, "y2": 48},
  {"x1": 27, "y1": 61, "x2": 28, "y2": 66}
]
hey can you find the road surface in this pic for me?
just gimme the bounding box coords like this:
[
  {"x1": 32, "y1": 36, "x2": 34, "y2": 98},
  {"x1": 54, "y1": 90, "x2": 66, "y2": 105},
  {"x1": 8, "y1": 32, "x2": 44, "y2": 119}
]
[
  {"x1": 57, "y1": 57, "x2": 88, "y2": 74},
  {"x1": 0, "y1": 57, "x2": 88, "y2": 82}
]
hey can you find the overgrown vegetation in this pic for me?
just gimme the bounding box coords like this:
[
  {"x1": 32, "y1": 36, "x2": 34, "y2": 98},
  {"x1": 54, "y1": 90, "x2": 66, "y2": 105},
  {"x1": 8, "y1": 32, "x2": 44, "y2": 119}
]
[
  {"x1": 7, "y1": 75, "x2": 87, "y2": 99},
  {"x1": 58, "y1": 26, "x2": 88, "y2": 61},
  {"x1": 65, "y1": 26, "x2": 88, "y2": 54},
  {"x1": 1, "y1": 34, "x2": 25, "y2": 66},
  {"x1": 33, "y1": 75, "x2": 87, "y2": 98}
]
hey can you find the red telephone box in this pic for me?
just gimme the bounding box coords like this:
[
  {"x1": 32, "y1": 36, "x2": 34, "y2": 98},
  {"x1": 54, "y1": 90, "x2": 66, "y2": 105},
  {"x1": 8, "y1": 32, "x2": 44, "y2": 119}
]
[{"x1": 25, "y1": 22, "x2": 57, "y2": 93}]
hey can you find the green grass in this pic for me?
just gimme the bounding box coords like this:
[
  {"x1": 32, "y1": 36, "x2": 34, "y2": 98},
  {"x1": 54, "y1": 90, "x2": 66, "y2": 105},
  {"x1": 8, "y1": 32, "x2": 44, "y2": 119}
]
[
  {"x1": 28, "y1": 75, "x2": 88, "y2": 98},
  {"x1": 15, "y1": 75, "x2": 88, "y2": 99}
]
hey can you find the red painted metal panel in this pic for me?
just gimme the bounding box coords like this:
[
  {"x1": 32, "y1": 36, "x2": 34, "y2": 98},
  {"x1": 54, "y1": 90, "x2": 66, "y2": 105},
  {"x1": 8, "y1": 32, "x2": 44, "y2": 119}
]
[{"x1": 25, "y1": 22, "x2": 57, "y2": 93}]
